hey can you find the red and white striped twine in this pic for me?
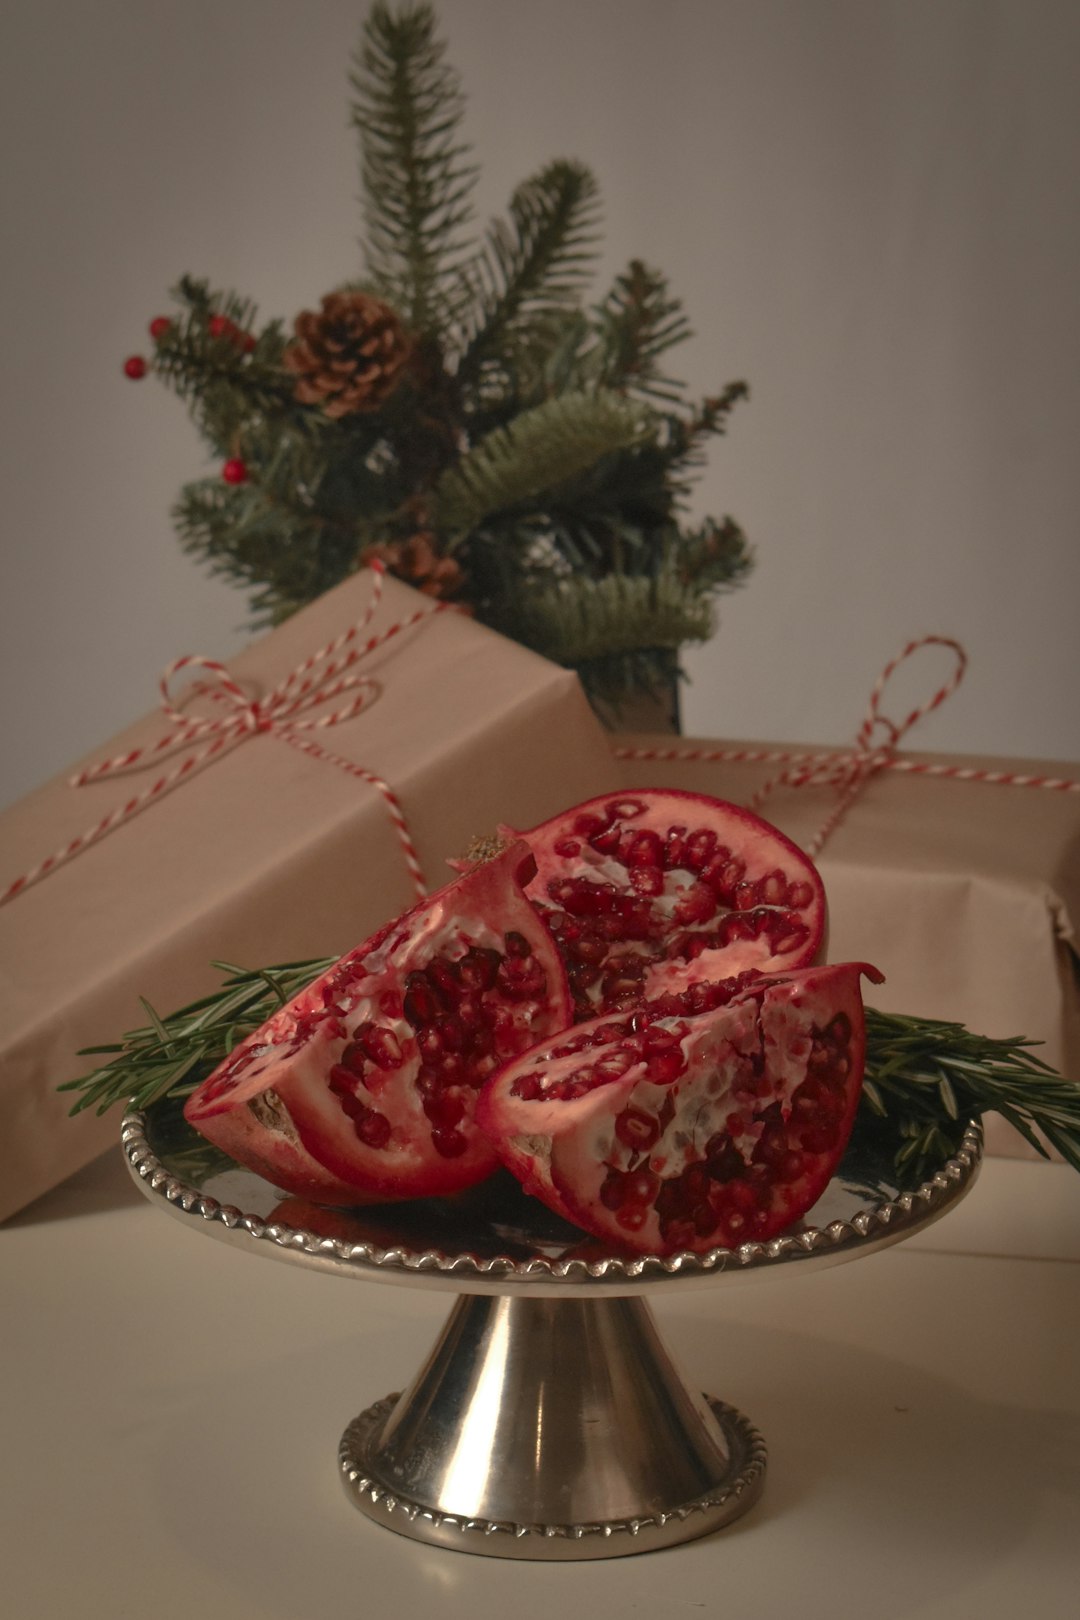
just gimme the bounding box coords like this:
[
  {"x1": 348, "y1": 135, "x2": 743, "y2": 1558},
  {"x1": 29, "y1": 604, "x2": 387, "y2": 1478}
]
[
  {"x1": 1, "y1": 564, "x2": 445, "y2": 909},
  {"x1": 614, "y1": 635, "x2": 1079, "y2": 859}
]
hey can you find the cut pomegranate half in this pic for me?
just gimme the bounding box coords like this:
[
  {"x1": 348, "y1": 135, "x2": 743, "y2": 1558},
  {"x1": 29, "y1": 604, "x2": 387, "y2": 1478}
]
[
  {"x1": 508, "y1": 789, "x2": 827, "y2": 1017},
  {"x1": 475, "y1": 962, "x2": 883, "y2": 1255},
  {"x1": 184, "y1": 841, "x2": 572, "y2": 1203}
]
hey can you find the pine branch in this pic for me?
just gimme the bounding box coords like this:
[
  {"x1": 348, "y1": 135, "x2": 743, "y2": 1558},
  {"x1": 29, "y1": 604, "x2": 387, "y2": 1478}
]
[
  {"x1": 490, "y1": 564, "x2": 715, "y2": 669},
  {"x1": 173, "y1": 474, "x2": 358, "y2": 626},
  {"x1": 433, "y1": 390, "x2": 654, "y2": 536},
  {"x1": 152, "y1": 276, "x2": 301, "y2": 454},
  {"x1": 589, "y1": 260, "x2": 693, "y2": 402},
  {"x1": 351, "y1": 1, "x2": 478, "y2": 334},
  {"x1": 454, "y1": 160, "x2": 602, "y2": 393}
]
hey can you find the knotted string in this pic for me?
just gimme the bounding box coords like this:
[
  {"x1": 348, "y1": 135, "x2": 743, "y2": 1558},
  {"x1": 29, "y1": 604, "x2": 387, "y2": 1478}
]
[
  {"x1": 2, "y1": 565, "x2": 448, "y2": 907},
  {"x1": 613, "y1": 635, "x2": 1078, "y2": 858}
]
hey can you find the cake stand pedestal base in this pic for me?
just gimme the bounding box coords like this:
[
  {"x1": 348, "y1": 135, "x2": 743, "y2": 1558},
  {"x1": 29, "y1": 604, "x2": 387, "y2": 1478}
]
[{"x1": 338, "y1": 1293, "x2": 766, "y2": 1560}]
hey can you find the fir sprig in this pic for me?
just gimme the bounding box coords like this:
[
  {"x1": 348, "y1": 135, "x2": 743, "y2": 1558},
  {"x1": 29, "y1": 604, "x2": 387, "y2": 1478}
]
[
  {"x1": 62, "y1": 961, "x2": 1080, "y2": 1190},
  {"x1": 351, "y1": 0, "x2": 478, "y2": 333}
]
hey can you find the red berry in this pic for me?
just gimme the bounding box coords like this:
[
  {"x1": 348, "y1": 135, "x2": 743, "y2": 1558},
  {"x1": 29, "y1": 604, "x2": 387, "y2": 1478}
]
[
  {"x1": 123, "y1": 356, "x2": 147, "y2": 379},
  {"x1": 242, "y1": 333, "x2": 256, "y2": 353},
  {"x1": 208, "y1": 314, "x2": 231, "y2": 339},
  {"x1": 222, "y1": 458, "x2": 248, "y2": 485},
  {"x1": 148, "y1": 317, "x2": 172, "y2": 340}
]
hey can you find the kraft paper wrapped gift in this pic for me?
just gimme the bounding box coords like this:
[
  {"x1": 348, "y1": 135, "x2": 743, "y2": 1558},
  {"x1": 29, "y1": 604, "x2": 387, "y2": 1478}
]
[
  {"x1": 617, "y1": 736, "x2": 1080, "y2": 1159},
  {"x1": 0, "y1": 571, "x2": 621, "y2": 1221}
]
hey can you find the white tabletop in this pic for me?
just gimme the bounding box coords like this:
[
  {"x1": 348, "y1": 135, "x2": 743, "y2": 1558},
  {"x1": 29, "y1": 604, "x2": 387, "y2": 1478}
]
[{"x1": 3, "y1": 1144, "x2": 1078, "y2": 1620}]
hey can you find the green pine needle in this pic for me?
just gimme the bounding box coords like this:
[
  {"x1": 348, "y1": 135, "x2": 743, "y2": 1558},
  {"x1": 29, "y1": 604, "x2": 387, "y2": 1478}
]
[
  {"x1": 61, "y1": 960, "x2": 1080, "y2": 1190},
  {"x1": 434, "y1": 389, "x2": 655, "y2": 536}
]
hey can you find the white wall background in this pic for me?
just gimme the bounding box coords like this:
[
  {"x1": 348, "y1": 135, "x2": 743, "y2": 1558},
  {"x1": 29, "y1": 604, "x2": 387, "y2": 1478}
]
[{"x1": 2, "y1": 0, "x2": 1078, "y2": 811}]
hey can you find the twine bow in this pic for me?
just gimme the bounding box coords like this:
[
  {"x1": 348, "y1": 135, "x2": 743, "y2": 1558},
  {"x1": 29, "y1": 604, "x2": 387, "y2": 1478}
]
[
  {"x1": 614, "y1": 634, "x2": 1078, "y2": 858},
  {"x1": 2, "y1": 565, "x2": 446, "y2": 908}
]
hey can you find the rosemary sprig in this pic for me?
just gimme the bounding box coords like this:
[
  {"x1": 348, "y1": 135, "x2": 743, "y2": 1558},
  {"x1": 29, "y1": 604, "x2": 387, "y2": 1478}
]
[
  {"x1": 61, "y1": 961, "x2": 1080, "y2": 1182},
  {"x1": 862, "y1": 1008, "x2": 1080, "y2": 1178},
  {"x1": 61, "y1": 958, "x2": 335, "y2": 1116}
]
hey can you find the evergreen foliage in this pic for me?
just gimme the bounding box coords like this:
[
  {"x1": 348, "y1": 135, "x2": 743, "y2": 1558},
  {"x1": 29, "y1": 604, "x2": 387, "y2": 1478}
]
[{"x1": 138, "y1": 1, "x2": 752, "y2": 713}]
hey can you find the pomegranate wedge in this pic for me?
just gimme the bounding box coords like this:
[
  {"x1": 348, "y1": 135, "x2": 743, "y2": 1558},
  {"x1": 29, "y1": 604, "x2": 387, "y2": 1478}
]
[
  {"x1": 509, "y1": 789, "x2": 827, "y2": 1017},
  {"x1": 184, "y1": 842, "x2": 571, "y2": 1203},
  {"x1": 476, "y1": 962, "x2": 883, "y2": 1255}
]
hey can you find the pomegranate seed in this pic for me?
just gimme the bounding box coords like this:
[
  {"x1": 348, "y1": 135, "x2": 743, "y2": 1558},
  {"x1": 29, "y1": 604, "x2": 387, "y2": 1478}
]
[
  {"x1": 573, "y1": 811, "x2": 612, "y2": 838},
  {"x1": 684, "y1": 828, "x2": 717, "y2": 872},
  {"x1": 356, "y1": 1023, "x2": 403, "y2": 1070},
  {"x1": 759, "y1": 870, "x2": 787, "y2": 905},
  {"x1": 458, "y1": 947, "x2": 501, "y2": 990},
  {"x1": 673, "y1": 880, "x2": 718, "y2": 925},
  {"x1": 403, "y1": 972, "x2": 438, "y2": 1026},
  {"x1": 787, "y1": 882, "x2": 814, "y2": 909},
  {"x1": 423, "y1": 1087, "x2": 468, "y2": 1128},
  {"x1": 553, "y1": 837, "x2": 582, "y2": 857},
  {"x1": 600, "y1": 1171, "x2": 627, "y2": 1210},
  {"x1": 614, "y1": 1107, "x2": 661, "y2": 1151},
  {"x1": 355, "y1": 1108, "x2": 392, "y2": 1149},
  {"x1": 611, "y1": 799, "x2": 646, "y2": 820},
  {"x1": 626, "y1": 829, "x2": 664, "y2": 867},
  {"x1": 646, "y1": 1048, "x2": 686, "y2": 1084},
  {"x1": 664, "y1": 825, "x2": 688, "y2": 867},
  {"x1": 590, "y1": 825, "x2": 623, "y2": 855},
  {"x1": 511, "y1": 1073, "x2": 543, "y2": 1101},
  {"x1": 617, "y1": 1205, "x2": 649, "y2": 1231},
  {"x1": 329, "y1": 1064, "x2": 358, "y2": 1096},
  {"x1": 624, "y1": 1168, "x2": 659, "y2": 1204},
  {"x1": 338, "y1": 1041, "x2": 367, "y2": 1077},
  {"x1": 629, "y1": 865, "x2": 664, "y2": 896},
  {"x1": 432, "y1": 1126, "x2": 468, "y2": 1158},
  {"x1": 732, "y1": 881, "x2": 760, "y2": 912},
  {"x1": 594, "y1": 1049, "x2": 636, "y2": 1081},
  {"x1": 428, "y1": 960, "x2": 461, "y2": 1002}
]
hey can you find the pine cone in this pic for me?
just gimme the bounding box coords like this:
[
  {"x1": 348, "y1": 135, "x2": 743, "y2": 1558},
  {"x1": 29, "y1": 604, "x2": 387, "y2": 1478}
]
[
  {"x1": 360, "y1": 533, "x2": 466, "y2": 602},
  {"x1": 284, "y1": 291, "x2": 412, "y2": 418}
]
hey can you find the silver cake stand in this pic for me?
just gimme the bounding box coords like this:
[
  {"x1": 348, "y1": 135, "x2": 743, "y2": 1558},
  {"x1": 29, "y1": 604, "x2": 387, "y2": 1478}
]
[{"x1": 122, "y1": 1106, "x2": 981, "y2": 1561}]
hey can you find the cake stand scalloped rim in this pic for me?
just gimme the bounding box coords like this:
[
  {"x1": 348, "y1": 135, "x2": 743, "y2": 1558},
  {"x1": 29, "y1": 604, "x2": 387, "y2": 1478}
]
[{"x1": 120, "y1": 1110, "x2": 983, "y2": 1296}]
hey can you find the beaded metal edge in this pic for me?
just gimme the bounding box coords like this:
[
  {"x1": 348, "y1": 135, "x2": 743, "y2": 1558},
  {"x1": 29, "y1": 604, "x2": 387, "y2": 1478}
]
[
  {"x1": 338, "y1": 1394, "x2": 767, "y2": 1556},
  {"x1": 120, "y1": 1111, "x2": 982, "y2": 1288}
]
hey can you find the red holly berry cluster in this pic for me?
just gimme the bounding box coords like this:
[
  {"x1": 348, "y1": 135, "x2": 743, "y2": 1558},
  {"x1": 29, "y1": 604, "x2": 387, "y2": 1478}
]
[{"x1": 123, "y1": 313, "x2": 254, "y2": 485}]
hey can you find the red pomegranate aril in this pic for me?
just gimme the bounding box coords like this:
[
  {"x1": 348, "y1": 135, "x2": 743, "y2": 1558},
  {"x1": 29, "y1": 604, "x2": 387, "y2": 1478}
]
[
  {"x1": 433, "y1": 1127, "x2": 469, "y2": 1158},
  {"x1": 788, "y1": 882, "x2": 814, "y2": 910},
  {"x1": 626, "y1": 829, "x2": 664, "y2": 867},
  {"x1": 423, "y1": 1087, "x2": 468, "y2": 1129},
  {"x1": 664, "y1": 826, "x2": 688, "y2": 867},
  {"x1": 629, "y1": 865, "x2": 664, "y2": 897},
  {"x1": 553, "y1": 837, "x2": 582, "y2": 857},
  {"x1": 355, "y1": 1108, "x2": 392, "y2": 1149},
  {"x1": 356, "y1": 1023, "x2": 404, "y2": 1070},
  {"x1": 614, "y1": 1106, "x2": 661, "y2": 1151},
  {"x1": 403, "y1": 973, "x2": 439, "y2": 1026},
  {"x1": 683, "y1": 828, "x2": 717, "y2": 873},
  {"x1": 673, "y1": 880, "x2": 718, "y2": 925},
  {"x1": 590, "y1": 824, "x2": 624, "y2": 856}
]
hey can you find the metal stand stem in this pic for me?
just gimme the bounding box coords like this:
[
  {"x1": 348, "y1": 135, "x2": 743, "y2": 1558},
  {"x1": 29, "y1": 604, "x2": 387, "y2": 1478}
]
[{"x1": 339, "y1": 1293, "x2": 766, "y2": 1560}]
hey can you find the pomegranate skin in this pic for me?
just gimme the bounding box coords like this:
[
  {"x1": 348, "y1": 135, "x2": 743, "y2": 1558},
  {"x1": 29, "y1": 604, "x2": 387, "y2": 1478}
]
[
  {"x1": 184, "y1": 842, "x2": 572, "y2": 1204},
  {"x1": 508, "y1": 789, "x2": 828, "y2": 1018},
  {"x1": 476, "y1": 961, "x2": 883, "y2": 1256}
]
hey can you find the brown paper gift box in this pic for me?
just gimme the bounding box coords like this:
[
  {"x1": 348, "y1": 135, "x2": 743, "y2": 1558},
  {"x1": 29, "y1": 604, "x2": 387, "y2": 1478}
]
[
  {"x1": 617, "y1": 736, "x2": 1080, "y2": 1160},
  {"x1": 0, "y1": 571, "x2": 621, "y2": 1221}
]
